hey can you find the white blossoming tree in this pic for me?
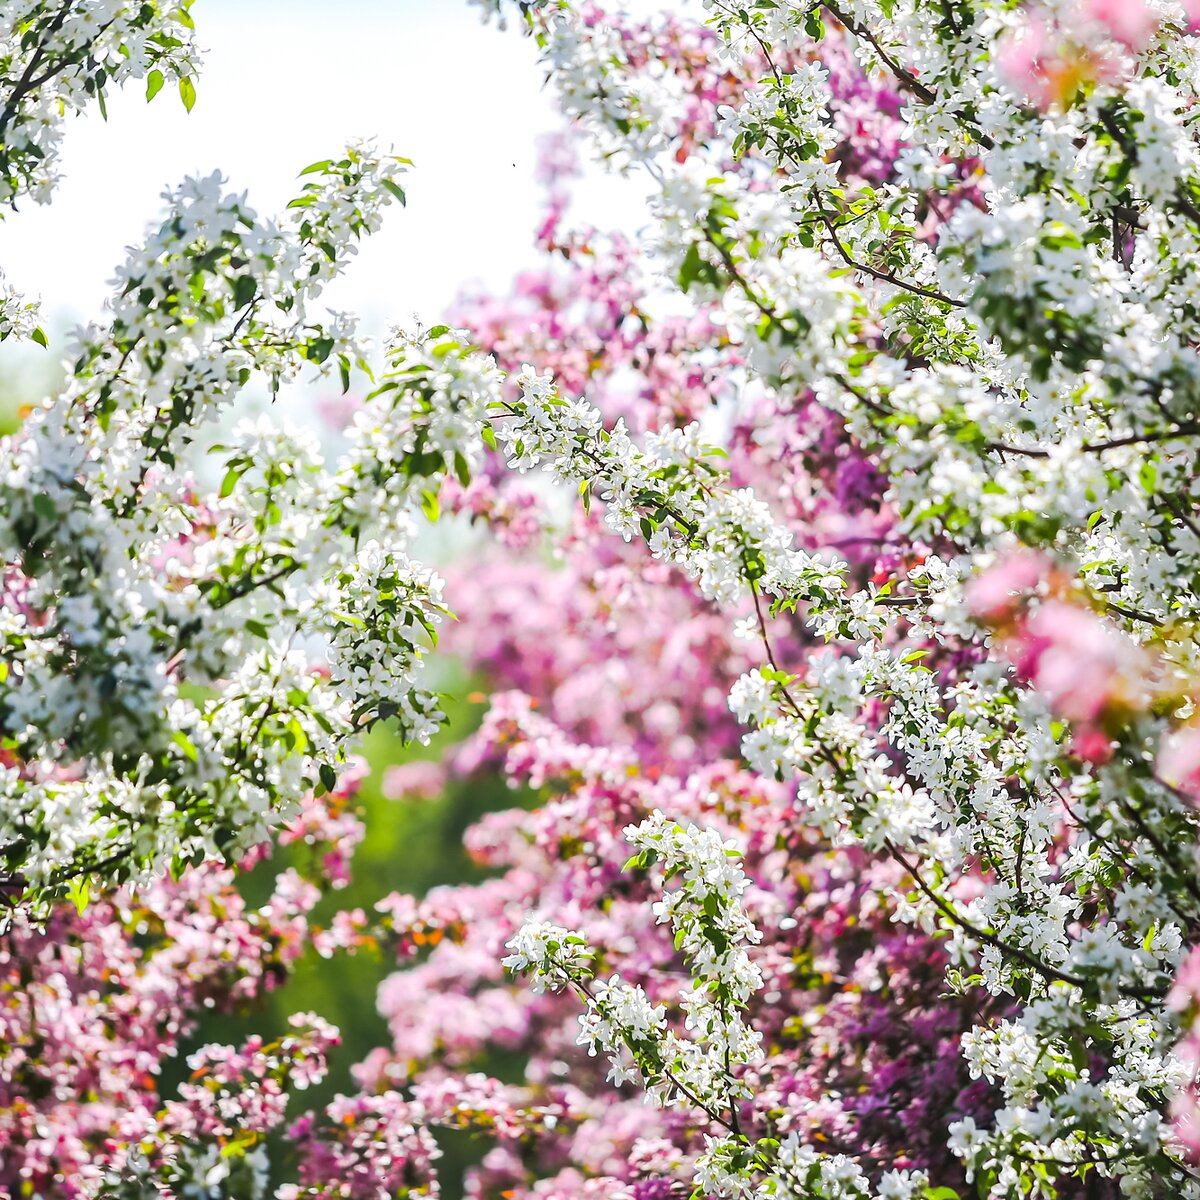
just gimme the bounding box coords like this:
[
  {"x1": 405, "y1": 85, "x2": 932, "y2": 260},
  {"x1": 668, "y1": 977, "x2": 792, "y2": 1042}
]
[{"x1": 0, "y1": 3, "x2": 510, "y2": 917}]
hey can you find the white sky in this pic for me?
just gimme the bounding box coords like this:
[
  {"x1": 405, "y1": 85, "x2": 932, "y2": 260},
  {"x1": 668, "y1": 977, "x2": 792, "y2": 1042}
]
[{"x1": 0, "y1": 0, "x2": 587, "y2": 336}]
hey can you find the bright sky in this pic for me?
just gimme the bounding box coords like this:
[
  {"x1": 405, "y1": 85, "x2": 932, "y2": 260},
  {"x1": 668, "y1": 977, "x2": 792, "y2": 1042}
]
[{"x1": 0, "y1": 0, "x2": 572, "y2": 336}]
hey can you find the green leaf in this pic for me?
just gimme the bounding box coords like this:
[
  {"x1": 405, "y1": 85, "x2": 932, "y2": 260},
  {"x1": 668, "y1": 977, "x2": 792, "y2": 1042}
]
[
  {"x1": 318, "y1": 762, "x2": 338, "y2": 796},
  {"x1": 30, "y1": 325, "x2": 47, "y2": 348},
  {"x1": 306, "y1": 336, "x2": 335, "y2": 364},
  {"x1": 480, "y1": 424, "x2": 497, "y2": 452},
  {"x1": 65, "y1": 877, "x2": 90, "y2": 916},
  {"x1": 454, "y1": 450, "x2": 471, "y2": 487},
  {"x1": 232, "y1": 274, "x2": 257, "y2": 310},
  {"x1": 381, "y1": 177, "x2": 407, "y2": 206},
  {"x1": 179, "y1": 75, "x2": 197, "y2": 112},
  {"x1": 219, "y1": 466, "x2": 242, "y2": 498},
  {"x1": 145, "y1": 69, "x2": 165, "y2": 101},
  {"x1": 32, "y1": 492, "x2": 56, "y2": 523},
  {"x1": 172, "y1": 730, "x2": 198, "y2": 763},
  {"x1": 678, "y1": 242, "x2": 703, "y2": 293}
]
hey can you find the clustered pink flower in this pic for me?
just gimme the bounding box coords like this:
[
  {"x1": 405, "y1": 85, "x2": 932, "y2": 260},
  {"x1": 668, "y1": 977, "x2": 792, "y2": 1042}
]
[
  {"x1": 967, "y1": 553, "x2": 1200, "y2": 822},
  {"x1": 1160, "y1": 727, "x2": 1200, "y2": 801},
  {"x1": 355, "y1": 696, "x2": 996, "y2": 1195},
  {"x1": 1014, "y1": 600, "x2": 1153, "y2": 724},
  {"x1": 278, "y1": 756, "x2": 368, "y2": 887},
  {"x1": 381, "y1": 759, "x2": 449, "y2": 802},
  {"x1": 968, "y1": 554, "x2": 1165, "y2": 764},
  {"x1": 0, "y1": 771, "x2": 362, "y2": 1195},
  {"x1": 281, "y1": 1091, "x2": 441, "y2": 1199},
  {"x1": 1170, "y1": 950, "x2": 1200, "y2": 1162},
  {"x1": 995, "y1": 0, "x2": 1194, "y2": 110}
]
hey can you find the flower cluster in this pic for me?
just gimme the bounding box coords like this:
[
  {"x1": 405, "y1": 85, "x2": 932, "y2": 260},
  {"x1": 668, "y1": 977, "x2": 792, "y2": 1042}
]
[
  {"x1": 0, "y1": 1, "x2": 201, "y2": 207},
  {"x1": 317, "y1": 542, "x2": 448, "y2": 743},
  {"x1": 0, "y1": 130, "x2": 460, "y2": 915}
]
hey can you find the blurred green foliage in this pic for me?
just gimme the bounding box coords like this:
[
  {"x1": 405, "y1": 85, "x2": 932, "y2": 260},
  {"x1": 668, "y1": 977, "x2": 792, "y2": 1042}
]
[
  {"x1": 0, "y1": 328, "x2": 67, "y2": 433},
  {"x1": 172, "y1": 679, "x2": 530, "y2": 1196}
]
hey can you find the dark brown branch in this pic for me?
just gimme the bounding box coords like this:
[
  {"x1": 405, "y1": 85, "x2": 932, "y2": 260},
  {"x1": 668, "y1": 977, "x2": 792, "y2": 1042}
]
[
  {"x1": 814, "y1": 196, "x2": 966, "y2": 307},
  {"x1": 885, "y1": 840, "x2": 1165, "y2": 1001},
  {"x1": 0, "y1": 0, "x2": 74, "y2": 137},
  {"x1": 820, "y1": 2, "x2": 995, "y2": 150}
]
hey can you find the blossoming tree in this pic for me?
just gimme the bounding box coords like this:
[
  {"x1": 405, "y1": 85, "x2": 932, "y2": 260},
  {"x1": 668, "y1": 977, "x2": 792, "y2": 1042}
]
[{"x1": 6, "y1": 0, "x2": 1200, "y2": 1197}]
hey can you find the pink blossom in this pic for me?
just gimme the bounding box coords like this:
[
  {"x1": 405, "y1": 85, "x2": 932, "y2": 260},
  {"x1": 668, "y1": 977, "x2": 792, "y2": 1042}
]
[
  {"x1": 966, "y1": 550, "x2": 1049, "y2": 621},
  {"x1": 1019, "y1": 600, "x2": 1152, "y2": 722},
  {"x1": 1084, "y1": 0, "x2": 1161, "y2": 48},
  {"x1": 382, "y1": 758, "x2": 449, "y2": 801},
  {"x1": 1159, "y1": 725, "x2": 1200, "y2": 801}
]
